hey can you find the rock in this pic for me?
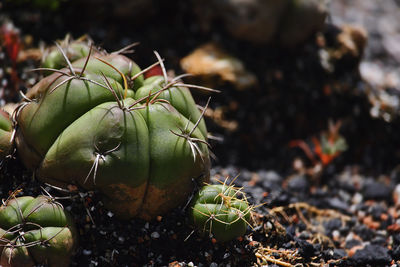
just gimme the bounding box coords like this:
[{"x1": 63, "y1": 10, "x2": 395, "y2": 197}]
[
  {"x1": 180, "y1": 43, "x2": 257, "y2": 90},
  {"x1": 259, "y1": 170, "x2": 283, "y2": 184},
  {"x1": 393, "y1": 184, "x2": 400, "y2": 207},
  {"x1": 345, "y1": 239, "x2": 362, "y2": 249},
  {"x1": 350, "y1": 244, "x2": 392, "y2": 266},
  {"x1": 328, "y1": 197, "x2": 349, "y2": 212},
  {"x1": 279, "y1": 0, "x2": 329, "y2": 46},
  {"x1": 331, "y1": 249, "x2": 347, "y2": 260},
  {"x1": 217, "y1": 0, "x2": 288, "y2": 44},
  {"x1": 294, "y1": 237, "x2": 316, "y2": 258},
  {"x1": 392, "y1": 245, "x2": 400, "y2": 261},
  {"x1": 193, "y1": 0, "x2": 328, "y2": 46},
  {"x1": 287, "y1": 175, "x2": 309, "y2": 194},
  {"x1": 363, "y1": 181, "x2": 391, "y2": 200},
  {"x1": 323, "y1": 218, "x2": 342, "y2": 235}
]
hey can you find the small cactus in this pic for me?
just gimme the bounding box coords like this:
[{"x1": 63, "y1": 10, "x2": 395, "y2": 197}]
[
  {"x1": 0, "y1": 193, "x2": 77, "y2": 267},
  {"x1": 190, "y1": 181, "x2": 253, "y2": 242},
  {"x1": 15, "y1": 41, "x2": 212, "y2": 220}
]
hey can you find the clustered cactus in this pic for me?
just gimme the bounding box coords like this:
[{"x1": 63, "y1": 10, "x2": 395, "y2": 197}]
[
  {"x1": 0, "y1": 194, "x2": 76, "y2": 267},
  {"x1": 0, "y1": 37, "x2": 252, "y2": 267},
  {"x1": 14, "y1": 38, "x2": 211, "y2": 220},
  {"x1": 190, "y1": 181, "x2": 253, "y2": 242}
]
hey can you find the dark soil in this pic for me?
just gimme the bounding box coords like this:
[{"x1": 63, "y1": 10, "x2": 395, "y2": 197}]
[{"x1": 1, "y1": 1, "x2": 400, "y2": 266}]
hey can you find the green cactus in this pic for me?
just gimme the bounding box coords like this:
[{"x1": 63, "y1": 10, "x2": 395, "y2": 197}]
[
  {"x1": 41, "y1": 35, "x2": 95, "y2": 71},
  {"x1": 0, "y1": 194, "x2": 77, "y2": 267},
  {"x1": 135, "y1": 75, "x2": 207, "y2": 137},
  {"x1": 15, "y1": 43, "x2": 211, "y2": 220},
  {"x1": 0, "y1": 110, "x2": 13, "y2": 161},
  {"x1": 190, "y1": 182, "x2": 253, "y2": 242}
]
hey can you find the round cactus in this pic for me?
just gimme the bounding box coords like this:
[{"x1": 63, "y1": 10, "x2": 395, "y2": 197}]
[
  {"x1": 15, "y1": 44, "x2": 211, "y2": 220},
  {"x1": 41, "y1": 35, "x2": 95, "y2": 71},
  {"x1": 0, "y1": 110, "x2": 13, "y2": 161},
  {"x1": 0, "y1": 194, "x2": 76, "y2": 267},
  {"x1": 190, "y1": 182, "x2": 253, "y2": 242}
]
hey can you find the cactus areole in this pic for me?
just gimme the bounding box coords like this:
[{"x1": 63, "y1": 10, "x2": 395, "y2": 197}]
[
  {"x1": 15, "y1": 47, "x2": 211, "y2": 220},
  {"x1": 0, "y1": 195, "x2": 76, "y2": 267}
]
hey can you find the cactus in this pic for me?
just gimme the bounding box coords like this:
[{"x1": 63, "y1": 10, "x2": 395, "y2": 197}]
[
  {"x1": 0, "y1": 110, "x2": 13, "y2": 161},
  {"x1": 41, "y1": 35, "x2": 95, "y2": 71},
  {"x1": 190, "y1": 181, "x2": 253, "y2": 242},
  {"x1": 15, "y1": 42, "x2": 212, "y2": 220},
  {"x1": 0, "y1": 193, "x2": 76, "y2": 267}
]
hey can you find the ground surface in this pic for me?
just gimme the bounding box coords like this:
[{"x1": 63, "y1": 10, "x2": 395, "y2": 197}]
[{"x1": 1, "y1": 1, "x2": 400, "y2": 266}]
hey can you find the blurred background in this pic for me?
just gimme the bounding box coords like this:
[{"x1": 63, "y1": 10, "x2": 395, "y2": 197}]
[{"x1": 1, "y1": 0, "x2": 400, "y2": 177}]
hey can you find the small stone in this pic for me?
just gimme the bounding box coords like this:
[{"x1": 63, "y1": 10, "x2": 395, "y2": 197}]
[
  {"x1": 83, "y1": 249, "x2": 92, "y2": 256},
  {"x1": 332, "y1": 249, "x2": 347, "y2": 259},
  {"x1": 345, "y1": 239, "x2": 362, "y2": 249},
  {"x1": 363, "y1": 181, "x2": 391, "y2": 200},
  {"x1": 393, "y1": 184, "x2": 400, "y2": 206},
  {"x1": 371, "y1": 236, "x2": 386, "y2": 246},
  {"x1": 324, "y1": 218, "x2": 342, "y2": 234},
  {"x1": 350, "y1": 244, "x2": 391, "y2": 265},
  {"x1": 332, "y1": 230, "x2": 340, "y2": 241},
  {"x1": 392, "y1": 245, "x2": 400, "y2": 261},
  {"x1": 328, "y1": 197, "x2": 349, "y2": 212},
  {"x1": 259, "y1": 170, "x2": 282, "y2": 183},
  {"x1": 352, "y1": 192, "x2": 363, "y2": 205},
  {"x1": 287, "y1": 175, "x2": 309, "y2": 194},
  {"x1": 151, "y1": 232, "x2": 160, "y2": 239}
]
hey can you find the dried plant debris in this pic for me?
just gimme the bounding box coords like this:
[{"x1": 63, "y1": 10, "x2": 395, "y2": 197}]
[{"x1": 180, "y1": 43, "x2": 257, "y2": 91}]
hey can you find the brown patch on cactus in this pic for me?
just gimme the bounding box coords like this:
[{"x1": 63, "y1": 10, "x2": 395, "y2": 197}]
[
  {"x1": 104, "y1": 183, "x2": 148, "y2": 219},
  {"x1": 139, "y1": 172, "x2": 210, "y2": 220},
  {"x1": 14, "y1": 130, "x2": 42, "y2": 170},
  {"x1": 138, "y1": 184, "x2": 191, "y2": 221},
  {"x1": 24, "y1": 71, "x2": 65, "y2": 99}
]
